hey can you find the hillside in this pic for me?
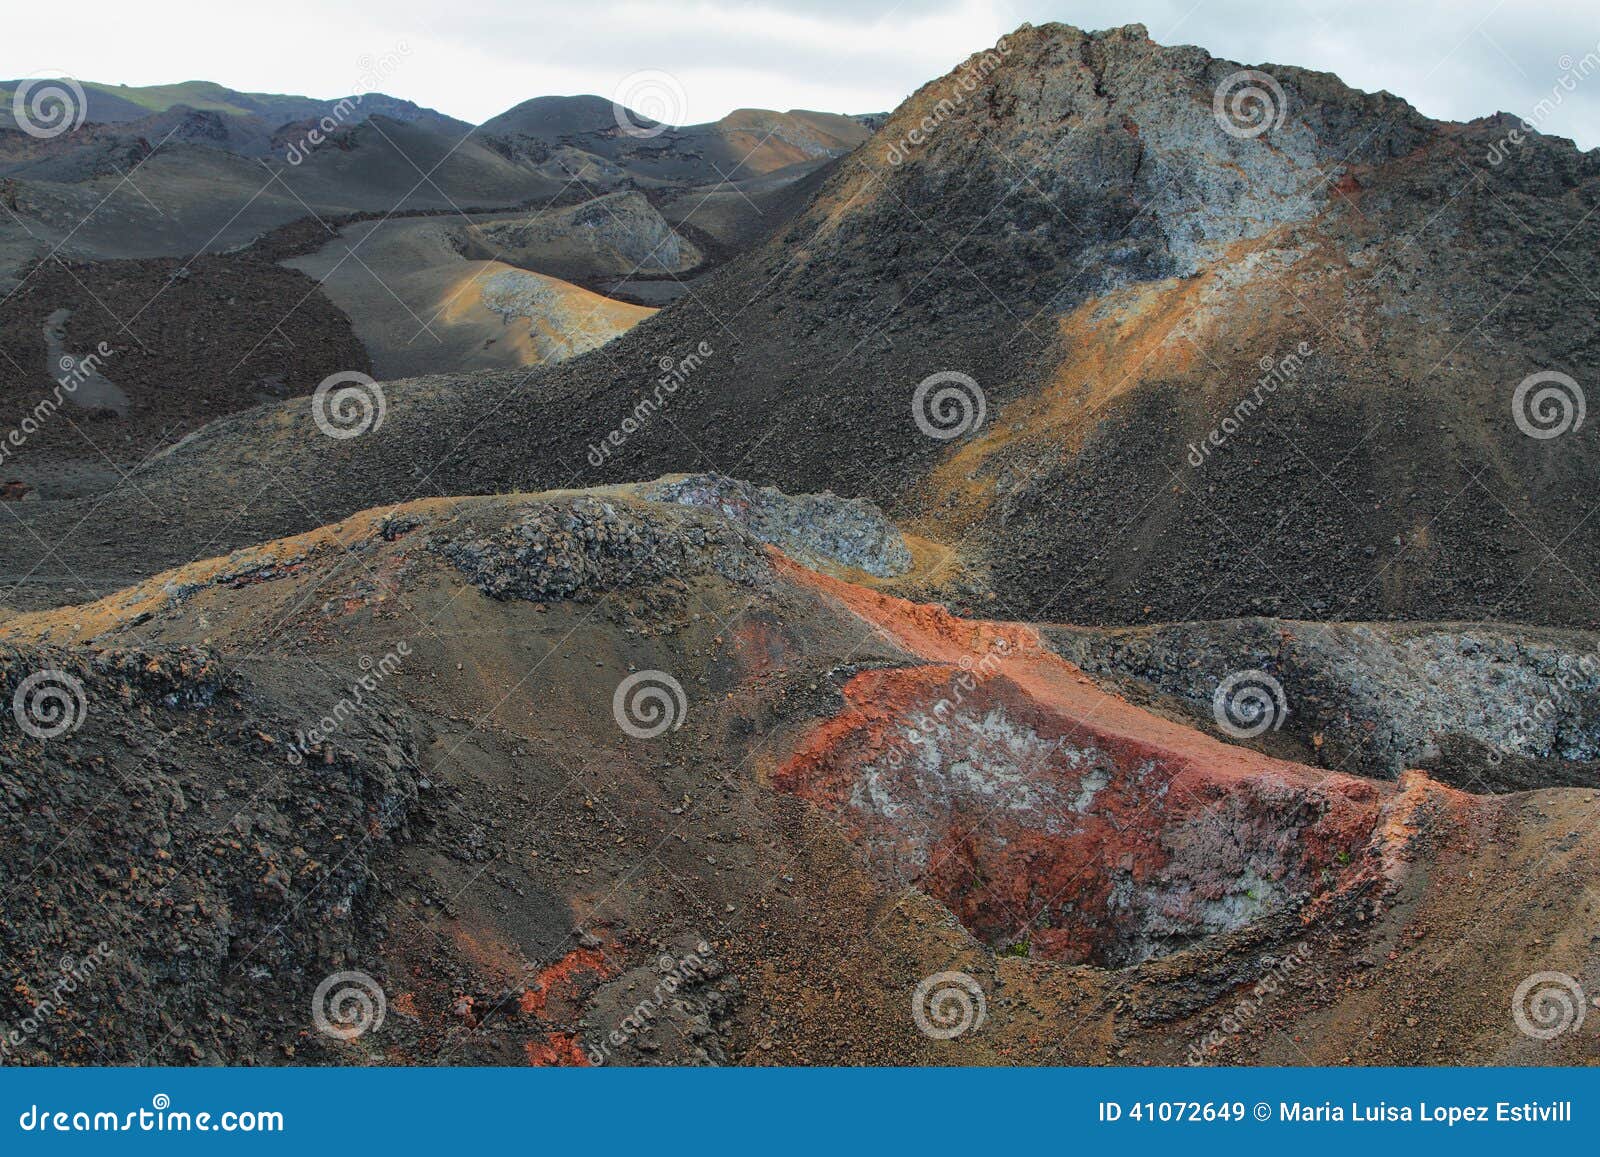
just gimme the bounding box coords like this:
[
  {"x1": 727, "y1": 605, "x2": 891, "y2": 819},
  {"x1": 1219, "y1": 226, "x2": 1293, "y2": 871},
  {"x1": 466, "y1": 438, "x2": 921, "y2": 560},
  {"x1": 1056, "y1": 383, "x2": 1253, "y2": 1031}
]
[
  {"x1": 478, "y1": 96, "x2": 871, "y2": 182},
  {"x1": 284, "y1": 214, "x2": 656, "y2": 379},
  {"x1": 2, "y1": 482, "x2": 1595, "y2": 1063},
  {"x1": 5, "y1": 24, "x2": 1597, "y2": 633},
  {"x1": 0, "y1": 77, "x2": 470, "y2": 133}
]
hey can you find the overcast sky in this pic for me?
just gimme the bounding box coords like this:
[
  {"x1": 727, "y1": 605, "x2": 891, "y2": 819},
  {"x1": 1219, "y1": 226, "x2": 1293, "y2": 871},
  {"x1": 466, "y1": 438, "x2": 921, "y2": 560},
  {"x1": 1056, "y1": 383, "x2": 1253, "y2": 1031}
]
[{"x1": 4, "y1": 0, "x2": 1597, "y2": 147}]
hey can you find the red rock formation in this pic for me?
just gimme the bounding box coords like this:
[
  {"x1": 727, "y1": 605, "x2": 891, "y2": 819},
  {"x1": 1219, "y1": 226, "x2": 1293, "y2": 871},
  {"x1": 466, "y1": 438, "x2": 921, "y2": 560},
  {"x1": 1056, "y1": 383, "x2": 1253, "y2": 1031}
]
[{"x1": 774, "y1": 558, "x2": 1394, "y2": 964}]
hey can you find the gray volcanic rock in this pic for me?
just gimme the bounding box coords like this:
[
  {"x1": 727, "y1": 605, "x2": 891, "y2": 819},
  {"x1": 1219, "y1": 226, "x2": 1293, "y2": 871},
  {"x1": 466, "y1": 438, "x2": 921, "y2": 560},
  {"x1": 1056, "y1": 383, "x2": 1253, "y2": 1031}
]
[
  {"x1": 646, "y1": 474, "x2": 912, "y2": 577},
  {"x1": 463, "y1": 191, "x2": 703, "y2": 276},
  {"x1": 476, "y1": 97, "x2": 869, "y2": 184},
  {"x1": 1048, "y1": 618, "x2": 1600, "y2": 790},
  {"x1": 476, "y1": 94, "x2": 621, "y2": 141},
  {"x1": 4, "y1": 490, "x2": 1600, "y2": 1065}
]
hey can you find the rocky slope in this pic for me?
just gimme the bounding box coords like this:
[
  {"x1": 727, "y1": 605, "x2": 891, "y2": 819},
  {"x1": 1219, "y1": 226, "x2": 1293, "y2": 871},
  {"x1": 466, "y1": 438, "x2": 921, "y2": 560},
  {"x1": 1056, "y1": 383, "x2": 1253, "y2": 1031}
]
[
  {"x1": 0, "y1": 250, "x2": 370, "y2": 502},
  {"x1": 1, "y1": 481, "x2": 1596, "y2": 1064},
  {"x1": 5, "y1": 23, "x2": 1596, "y2": 634},
  {"x1": 0, "y1": 79, "x2": 469, "y2": 135},
  {"x1": 282, "y1": 214, "x2": 654, "y2": 379},
  {"x1": 456, "y1": 191, "x2": 705, "y2": 280},
  {"x1": 4, "y1": 23, "x2": 1599, "y2": 1073},
  {"x1": 0, "y1": 115, "x2": 574, "y2": 285},
  {"x1": 0, "y1": 89, "x2": 862, "y2": 284},
  {"x1": 0, "y1": 642, "x2": 422, "y2": 1063}
]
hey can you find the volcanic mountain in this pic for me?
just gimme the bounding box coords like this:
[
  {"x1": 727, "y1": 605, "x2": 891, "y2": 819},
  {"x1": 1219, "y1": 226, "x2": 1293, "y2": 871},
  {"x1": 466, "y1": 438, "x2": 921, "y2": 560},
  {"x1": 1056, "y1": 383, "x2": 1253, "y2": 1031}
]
[{"x1": 5, "y1": 22, "x2": 1597, "y2": 634}]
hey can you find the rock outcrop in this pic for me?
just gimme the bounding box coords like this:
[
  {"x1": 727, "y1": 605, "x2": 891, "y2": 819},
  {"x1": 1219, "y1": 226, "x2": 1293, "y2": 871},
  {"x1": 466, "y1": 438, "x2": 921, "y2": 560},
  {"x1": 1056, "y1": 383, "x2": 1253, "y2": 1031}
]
[
  {"x1": 1051, "y1": 618, "x2": 1600, "y2": 790},
  {"x1": 647, "y1": 473, "x2": 912, "y2": 577}
]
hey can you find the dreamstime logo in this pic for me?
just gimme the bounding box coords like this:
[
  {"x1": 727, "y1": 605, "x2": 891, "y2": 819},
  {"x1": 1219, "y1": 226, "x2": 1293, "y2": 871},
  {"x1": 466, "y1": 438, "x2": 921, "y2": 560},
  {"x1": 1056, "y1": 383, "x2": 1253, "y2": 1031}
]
[
  {"x1": 1511, "y1": 971, "x2": 1586, "y2": 1040},
  {"x1": 612, "y1": 670, "x2": 687, "y2": 739},
  {"x1": 912, "y1": 971, "x2": 987, "y2": 1040},
  {"x1": 354, "y1": 41, "x2": 411, "y2": 94},
  {"x1": 312, "y1": 970, "x2": 386, "y2": 1041},
  {"x1": 1212, "y1": 70, "x2": 1288, "y2": 140},
  {"x1": 868, "y1": 638, "x2": 1012, "y2": 808},
  {"x1": 913, "y1": 371, "x2": 986, "y2": 441},
  {"x1": 12, "y1": 75, "x2": 88, "y2": 140},
  {"x1": 1187, "y1": 943, "x2": 1316, "y2": 1064},
  {"x1": 612, "y1": 70, "x2": 686, "y2": 139},
  {"x1": 1512, "y1": 370, "x2": 1585, "y2": 440},
  {"x1": 585, "y1": 941, "x2": 717, "y2": 1065},
  {"x1": 311, "y1": 371, "x2": 386, "y2": 440},
  {"x1": 283, "y1": 96, "x2": 361, "y2": 165},
  {"x1": 11, "y1": 669, "x2": 87, "y2": 740},
  {"x1": 284, "y1": 42, "x2": 413, "y2": 165},
  {"x1": 1212, "y1": 670, "x2": 1287, "y2": 739},
  {"x1": 1187, "y1": 341, "x2": 1315, "y2": 468},
  {"x1": 1487, "y1": 647, "x2": 1600, "y2": 766}
]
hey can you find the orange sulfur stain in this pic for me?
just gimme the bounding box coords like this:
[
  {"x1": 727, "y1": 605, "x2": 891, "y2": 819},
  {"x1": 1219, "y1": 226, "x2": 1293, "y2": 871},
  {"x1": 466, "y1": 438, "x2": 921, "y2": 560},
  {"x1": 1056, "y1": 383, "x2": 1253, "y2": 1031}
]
[
  {"x1": 519, "y1": 946, "x2": 617, "y2": 1017},
  {"x1": 525, "y1": 1032, "x2": 591, "y2": 1066}
]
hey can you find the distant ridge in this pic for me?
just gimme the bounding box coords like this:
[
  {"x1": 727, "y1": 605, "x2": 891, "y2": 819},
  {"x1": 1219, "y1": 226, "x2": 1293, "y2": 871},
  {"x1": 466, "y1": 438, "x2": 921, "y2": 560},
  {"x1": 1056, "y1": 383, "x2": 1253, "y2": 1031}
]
[{"x1": 0, "y1": 77, "x2": 471, "y2": 134}]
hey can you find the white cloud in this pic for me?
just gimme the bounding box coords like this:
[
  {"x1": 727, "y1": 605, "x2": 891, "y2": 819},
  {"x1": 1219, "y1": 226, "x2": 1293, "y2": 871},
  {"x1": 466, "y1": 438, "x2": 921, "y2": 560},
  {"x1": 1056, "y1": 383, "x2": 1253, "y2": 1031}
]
[{"x1": 1, "y1": 0, "x2": 1595, "y2": 147}]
